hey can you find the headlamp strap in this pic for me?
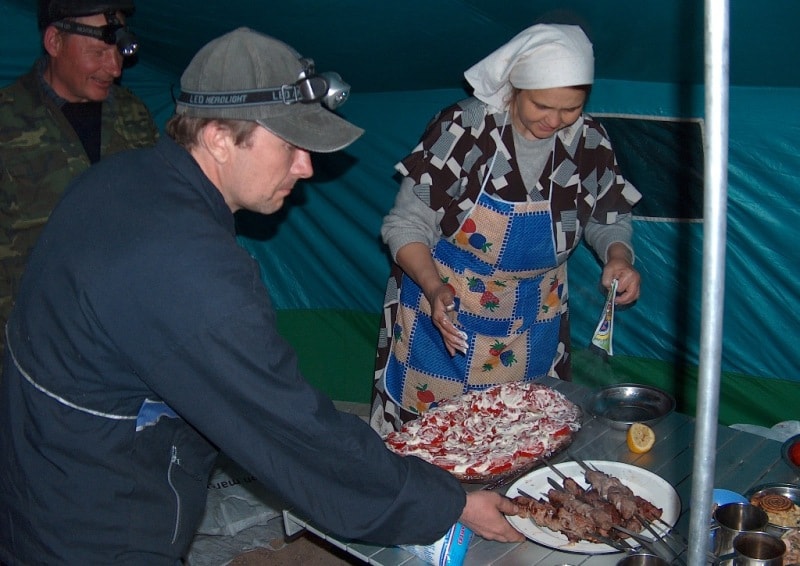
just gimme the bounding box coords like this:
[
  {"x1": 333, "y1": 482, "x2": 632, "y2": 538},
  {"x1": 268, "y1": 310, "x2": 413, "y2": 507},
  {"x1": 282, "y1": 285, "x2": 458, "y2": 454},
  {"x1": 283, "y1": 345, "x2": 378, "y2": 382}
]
[
  {"x1": 177, "y1": 87, "x2": 299, "y2": 108},
  {"x1": 51, "y1": 14, "x2": 138, "y2": 57},
  {"x1": 52, "y1": 19, "x2": 112, "y2": 43},
  {"x1": 178, "y1": 76, "x2": 329, "y2": 108}
]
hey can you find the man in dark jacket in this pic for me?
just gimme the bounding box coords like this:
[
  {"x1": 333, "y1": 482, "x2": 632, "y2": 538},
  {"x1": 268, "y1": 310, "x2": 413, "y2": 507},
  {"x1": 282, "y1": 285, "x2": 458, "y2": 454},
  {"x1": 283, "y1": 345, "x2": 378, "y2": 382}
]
[
  {"x1": 0, "y1": 0, "x2": 158, "y2": 360},
  {"x1": 0, "y1": 27, "x2": 521, "y2": 564}
]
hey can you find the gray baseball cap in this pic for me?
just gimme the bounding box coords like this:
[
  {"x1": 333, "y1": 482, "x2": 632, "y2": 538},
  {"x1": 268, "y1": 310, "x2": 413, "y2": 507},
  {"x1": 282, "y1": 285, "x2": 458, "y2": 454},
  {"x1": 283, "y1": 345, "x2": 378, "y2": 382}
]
[{"x1": 176, "y1": 27, "x2": 364, "y2": 153}]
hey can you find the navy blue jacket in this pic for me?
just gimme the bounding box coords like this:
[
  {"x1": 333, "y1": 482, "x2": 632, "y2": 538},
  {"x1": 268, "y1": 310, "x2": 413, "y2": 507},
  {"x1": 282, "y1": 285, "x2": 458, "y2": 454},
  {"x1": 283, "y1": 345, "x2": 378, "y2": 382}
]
[{"x1": 0, "y1": 137, "x2": 464, "y2": 564}]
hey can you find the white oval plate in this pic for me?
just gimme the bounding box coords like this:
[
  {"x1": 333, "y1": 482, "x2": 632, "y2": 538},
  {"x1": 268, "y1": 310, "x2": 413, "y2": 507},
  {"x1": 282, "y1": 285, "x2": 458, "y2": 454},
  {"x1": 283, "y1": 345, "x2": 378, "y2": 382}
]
[{"x1": 506, "y1": 460, "x2": 681, "y2": 554}]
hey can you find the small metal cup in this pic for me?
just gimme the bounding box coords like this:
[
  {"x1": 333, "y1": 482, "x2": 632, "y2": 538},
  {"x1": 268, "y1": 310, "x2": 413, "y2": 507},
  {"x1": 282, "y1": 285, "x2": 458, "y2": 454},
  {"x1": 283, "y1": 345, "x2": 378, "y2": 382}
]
[
  {"x1": 712, "y1": 502, "x2": 770, "y2": 556},
  {"x1": 616, "y1": 553, "x2": 670, "y2": 566},
  {"x1": 732, "y1": 531, "x2": 786, "y2": 566}
]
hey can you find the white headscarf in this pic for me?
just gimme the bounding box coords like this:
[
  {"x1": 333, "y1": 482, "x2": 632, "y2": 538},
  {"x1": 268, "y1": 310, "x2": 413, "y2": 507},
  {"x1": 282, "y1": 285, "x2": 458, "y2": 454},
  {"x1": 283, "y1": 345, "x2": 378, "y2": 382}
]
[{"x1": 464, "y1": 24, "x2": 594, "y2": 112}]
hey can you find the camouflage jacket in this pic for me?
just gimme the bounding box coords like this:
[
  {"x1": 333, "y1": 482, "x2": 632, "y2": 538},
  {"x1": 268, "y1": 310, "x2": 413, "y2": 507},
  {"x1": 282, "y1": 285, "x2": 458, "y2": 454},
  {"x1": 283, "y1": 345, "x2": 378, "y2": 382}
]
[{"x1": 0, "y1": 62, "x2": 159, "y2": 348}]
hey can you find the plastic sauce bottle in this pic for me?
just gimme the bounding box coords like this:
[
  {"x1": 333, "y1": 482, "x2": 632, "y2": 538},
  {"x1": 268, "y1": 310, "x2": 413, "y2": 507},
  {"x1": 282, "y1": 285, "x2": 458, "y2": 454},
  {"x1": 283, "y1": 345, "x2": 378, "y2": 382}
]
[{"x1": 399, "y1": 522, "x2": 473, "y2": 566}]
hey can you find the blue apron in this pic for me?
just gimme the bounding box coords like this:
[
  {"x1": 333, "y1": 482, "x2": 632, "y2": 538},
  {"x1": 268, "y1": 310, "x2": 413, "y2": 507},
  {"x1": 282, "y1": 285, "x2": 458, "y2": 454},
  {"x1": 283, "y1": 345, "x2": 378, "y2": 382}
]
[{"x1": 384, "y1": 189, "x2": 565, "y2": 414}]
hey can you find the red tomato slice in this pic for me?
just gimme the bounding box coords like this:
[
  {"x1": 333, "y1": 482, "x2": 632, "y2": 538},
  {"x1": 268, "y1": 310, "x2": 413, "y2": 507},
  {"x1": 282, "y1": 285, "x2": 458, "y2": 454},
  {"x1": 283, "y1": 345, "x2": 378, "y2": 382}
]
[
  {"x1": 463, "y1": 466, "x2": 480, "y2": 476},
  {"x1": 386, "y1": 439, "x2": 406, "y2": 450},
  {"x1": 553, "y1": 425, "x2": 571, "y2": 438},
  {"x1": 487, "y1": 460, "x2": 513, "y2": 475},
  {"x1": 513, "y1": 449, "x2": 538, "y2": 460},
  {"x1": 433, "y1": 458, "x2": 456, "y2": 470}
]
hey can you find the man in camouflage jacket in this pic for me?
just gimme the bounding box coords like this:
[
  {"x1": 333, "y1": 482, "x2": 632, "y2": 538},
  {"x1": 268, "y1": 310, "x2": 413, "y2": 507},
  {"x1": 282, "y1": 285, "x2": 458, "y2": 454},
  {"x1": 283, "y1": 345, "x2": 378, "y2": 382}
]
[{"x1": 0, "y1": 0, "x2": 158, "y2": 357}]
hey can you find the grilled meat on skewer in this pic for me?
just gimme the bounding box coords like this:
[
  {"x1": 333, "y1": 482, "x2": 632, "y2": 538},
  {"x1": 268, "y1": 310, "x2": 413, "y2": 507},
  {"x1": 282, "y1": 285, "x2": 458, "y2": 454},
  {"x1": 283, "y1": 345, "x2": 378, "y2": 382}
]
[
  {"x1": 547, "y1": 488, "x2": 616, "y2": 536},
  {"x1": 511, "y1": 495, "x2": 603, "y2": 543},
  {"x1": 560, "y1": 476, "x2": 648, "y2": 533},
  {"x1": 511, "y1": 466, "x2": 664, "y2": 545},
  {"x1": 584, "y1": 469, "x2": 663, "y2": 522},
  {"x1": 563, "y1": 477, "x2": 625, "y2": 526}
]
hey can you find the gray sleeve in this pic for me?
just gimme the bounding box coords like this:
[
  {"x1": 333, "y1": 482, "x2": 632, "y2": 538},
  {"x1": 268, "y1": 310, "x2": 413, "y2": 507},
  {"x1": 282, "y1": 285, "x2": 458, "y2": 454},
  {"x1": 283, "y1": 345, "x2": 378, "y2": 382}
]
[
  {"x1": 583, "y1": 212, "x2": 636, "y2": 264},
  {"x1": 381, "y1": 177, "x2": 444, "y2": 261}
]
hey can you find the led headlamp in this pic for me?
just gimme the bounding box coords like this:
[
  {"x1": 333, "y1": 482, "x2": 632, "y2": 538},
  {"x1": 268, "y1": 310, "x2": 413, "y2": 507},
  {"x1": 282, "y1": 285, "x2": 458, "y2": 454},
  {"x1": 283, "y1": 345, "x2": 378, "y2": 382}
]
[
  {"x1": 52, "y1": 11, "x2": 138, "y2": 56},
  {"x1": 176, "y1": 58, "x2": 351, "y2": 112},
  {"x1": 295, "y1": 59, "x2": 351, "y2": 110}
]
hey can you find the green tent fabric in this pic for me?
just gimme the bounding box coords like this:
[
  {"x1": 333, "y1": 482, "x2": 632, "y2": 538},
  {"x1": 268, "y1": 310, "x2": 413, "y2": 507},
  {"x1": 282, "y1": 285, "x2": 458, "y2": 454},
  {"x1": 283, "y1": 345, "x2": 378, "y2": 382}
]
[{"x1": 2, "y1": 1, "x2": 798, "y2": 427}]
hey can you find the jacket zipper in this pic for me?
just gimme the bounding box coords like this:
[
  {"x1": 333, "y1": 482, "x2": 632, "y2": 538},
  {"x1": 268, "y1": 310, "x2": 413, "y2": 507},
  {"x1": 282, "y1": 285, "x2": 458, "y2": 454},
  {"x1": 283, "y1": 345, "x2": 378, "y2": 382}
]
[{"x1": 168, "y1": 445, "x2": 181, "y2": 544}]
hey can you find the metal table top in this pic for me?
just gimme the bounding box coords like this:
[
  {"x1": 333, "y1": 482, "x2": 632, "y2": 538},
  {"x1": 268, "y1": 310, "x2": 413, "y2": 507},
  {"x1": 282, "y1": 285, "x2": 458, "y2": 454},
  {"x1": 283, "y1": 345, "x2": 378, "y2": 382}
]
[{"x1": 283, "y1": 377, "x2": 798, "y2": 565}]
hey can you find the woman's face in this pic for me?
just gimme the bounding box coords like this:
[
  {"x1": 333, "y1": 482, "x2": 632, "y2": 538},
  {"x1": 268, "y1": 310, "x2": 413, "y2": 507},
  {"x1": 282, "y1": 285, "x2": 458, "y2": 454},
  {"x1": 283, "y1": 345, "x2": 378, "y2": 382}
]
[{"x1": 511, "y1": 87, "x2": 588, "y2": 140}]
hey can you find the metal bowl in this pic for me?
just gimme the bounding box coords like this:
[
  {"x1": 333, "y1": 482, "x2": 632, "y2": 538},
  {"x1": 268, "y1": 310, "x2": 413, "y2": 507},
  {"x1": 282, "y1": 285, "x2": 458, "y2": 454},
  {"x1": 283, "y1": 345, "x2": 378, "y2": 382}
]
[
  {"x1": 745, "y1": 483, "x2": 800, "y2": 535},
  {"x1": 617, "y1": 553, "x2": 670, "y2": 566},
  {"x1": 782, "y1": 434, "x2": 800, "y2": 474},
  {"x1": 585, "y1": 383, "x2": 675, "y2": 431}
]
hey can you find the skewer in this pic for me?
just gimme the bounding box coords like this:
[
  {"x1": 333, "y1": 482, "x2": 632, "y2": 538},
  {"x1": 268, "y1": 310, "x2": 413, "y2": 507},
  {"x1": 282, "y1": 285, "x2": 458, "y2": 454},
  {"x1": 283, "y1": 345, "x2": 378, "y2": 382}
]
[
  {"x1": 523, "y1": 459, "x2": 690, "y2": 556},
  {"x1": 547, "y1": 476, "x2": 566, "y2": 492},
  {"x1": 569, "y1": 452, "x2": 596, "y2": 473},
  {"x1": 626, "y1": 518, "x2": 713, "y2": 565},
  {"x1": 545, "y1": 469, "x2": 636, "y2": 548},
  {"x1": 652, "y1": 517, "x2": 675, "y2": 534},
  {"x1": 543, "y1": 458, "x2": 570, "y2": 482},
  {"x1": 570, "y1": 453, "x2": 712, "y2": 563},
  {"x1": 515, "y1": 487, "x2": 554, "y2": 500},
  {"x1": 516, "y1": 488, "x2": 559, "y2": 501},
  {"x1": 568, "y1": 455, "x2": 680, "y2": 541},
  {"x1": 570, "y1": 453, "x2": 678, "y2": 533},
  {"x1": 637, "y1": 513, "x2": 683, "y2": 547},
  {"x1": 612, "y1": 524, "x2": 669, "y2": 560},
  {"x1": 516, "y1": 487, "x2": 629, "y2": 551},
  {"x1": 637, "y1": 513, "x2": 670, "y2": 544},
  {"x1": 590, "y1": 531, "x2": 636, "y2": 554},
  {"x1": 633, "y1": 514, "x2": 687, "y2": 565},
  {"x1": 638, "y1": 514, "x2": 717, "y2": 564}
]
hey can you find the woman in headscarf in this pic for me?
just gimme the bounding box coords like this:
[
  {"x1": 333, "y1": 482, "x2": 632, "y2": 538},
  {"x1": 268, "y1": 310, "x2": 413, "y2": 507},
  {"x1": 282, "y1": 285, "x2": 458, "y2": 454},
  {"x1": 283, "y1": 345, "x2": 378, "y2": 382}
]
[{"x1": 370, "y1": 23, "x2": 642, "y2": 435}]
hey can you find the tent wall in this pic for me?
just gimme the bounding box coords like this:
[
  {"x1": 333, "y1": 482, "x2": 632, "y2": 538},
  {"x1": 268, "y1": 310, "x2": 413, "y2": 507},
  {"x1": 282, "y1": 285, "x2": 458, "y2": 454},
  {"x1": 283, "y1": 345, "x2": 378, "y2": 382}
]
[
  {"x1": 243, "y1": 81, "x2": 800, "y2": 425},
  {"x1": 237, "y1": 83, "x2": 800, "y2": 427},
  {"x1": 2, "y1": 3, "x2": 798, "y2": 427}
]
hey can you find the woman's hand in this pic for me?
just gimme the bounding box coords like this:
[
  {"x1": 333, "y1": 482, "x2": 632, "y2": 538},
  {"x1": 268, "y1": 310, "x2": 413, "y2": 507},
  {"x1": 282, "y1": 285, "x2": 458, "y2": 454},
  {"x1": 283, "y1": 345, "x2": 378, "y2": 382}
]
[
  {"x1": 603, "y1": 243, "x2": 641, "y2": 305},
  {"x1": 428, "y1": 284, "x2": 468, "y2": 356},
  {"x1": 395, "y1": 243, "x2": 468, "y2": 356},
  {"x1": 459, "y1": 491, "x2": 525, "y2": 542}
]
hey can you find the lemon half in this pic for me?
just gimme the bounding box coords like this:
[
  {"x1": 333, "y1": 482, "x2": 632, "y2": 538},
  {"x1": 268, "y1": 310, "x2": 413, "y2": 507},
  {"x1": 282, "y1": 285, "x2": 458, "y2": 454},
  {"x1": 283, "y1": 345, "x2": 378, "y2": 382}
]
[{"x1": 627, "y1": 422, "x2": 656, "y2": 454}]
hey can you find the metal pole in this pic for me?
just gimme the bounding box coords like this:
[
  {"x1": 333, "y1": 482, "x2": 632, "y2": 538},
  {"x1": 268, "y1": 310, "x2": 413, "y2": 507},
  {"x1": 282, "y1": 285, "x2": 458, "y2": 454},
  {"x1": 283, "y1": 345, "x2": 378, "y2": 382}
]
[{"x1": 687, "y1": 0, "x2": 729, "y2": 564}]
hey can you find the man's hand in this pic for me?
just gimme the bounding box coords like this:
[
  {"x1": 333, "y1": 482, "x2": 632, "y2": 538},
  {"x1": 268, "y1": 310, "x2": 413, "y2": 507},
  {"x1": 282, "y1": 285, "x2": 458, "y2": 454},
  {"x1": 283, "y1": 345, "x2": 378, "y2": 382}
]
[{"x1": 458, "y1": 491, "x2": 525, "y2": 542}]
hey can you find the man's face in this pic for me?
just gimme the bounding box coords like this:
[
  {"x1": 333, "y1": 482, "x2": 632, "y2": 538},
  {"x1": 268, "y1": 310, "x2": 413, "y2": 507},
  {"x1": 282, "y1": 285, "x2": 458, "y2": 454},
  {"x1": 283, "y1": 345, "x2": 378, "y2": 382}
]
[
  {"x1": 44, "y1": 12, "x2": 125, "y2": 102},
  {"x1": 220, "y1": 125, "x2": 314, "y2": 215}
]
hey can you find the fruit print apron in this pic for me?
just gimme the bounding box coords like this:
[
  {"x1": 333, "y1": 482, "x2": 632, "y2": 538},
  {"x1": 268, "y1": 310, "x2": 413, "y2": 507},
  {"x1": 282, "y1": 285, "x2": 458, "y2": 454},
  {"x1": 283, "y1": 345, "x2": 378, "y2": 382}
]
[{"x1": 383, "y1": 188, "x2": 564, "y2": 414}]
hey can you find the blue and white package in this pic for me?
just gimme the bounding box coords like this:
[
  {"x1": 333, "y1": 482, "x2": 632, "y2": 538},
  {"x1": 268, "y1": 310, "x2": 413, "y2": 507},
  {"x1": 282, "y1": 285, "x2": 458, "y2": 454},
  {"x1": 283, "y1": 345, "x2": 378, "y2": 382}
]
[{"x1": 399, "y1": 522, "x2": 473, "y2": 566}]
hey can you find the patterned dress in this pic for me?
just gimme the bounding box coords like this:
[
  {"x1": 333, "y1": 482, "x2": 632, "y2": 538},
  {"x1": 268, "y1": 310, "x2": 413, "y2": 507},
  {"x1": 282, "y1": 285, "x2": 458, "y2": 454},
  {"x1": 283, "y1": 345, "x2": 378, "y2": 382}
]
[{"x1": 370, "y1": 97, "x2": 641, "y2": 435}]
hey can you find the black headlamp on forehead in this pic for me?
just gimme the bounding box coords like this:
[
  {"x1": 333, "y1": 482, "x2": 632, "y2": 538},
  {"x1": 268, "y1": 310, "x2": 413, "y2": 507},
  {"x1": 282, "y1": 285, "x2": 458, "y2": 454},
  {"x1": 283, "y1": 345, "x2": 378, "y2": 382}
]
[
  {"x1": 52, "y1": 11, "x2": 138, "y2": 56},
  {"x1": 294, "y1": 58, "x2": 351, "y2": 110},
  {"x1": 176, "y1": 58, "x2": 351, "y2": 111}
]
